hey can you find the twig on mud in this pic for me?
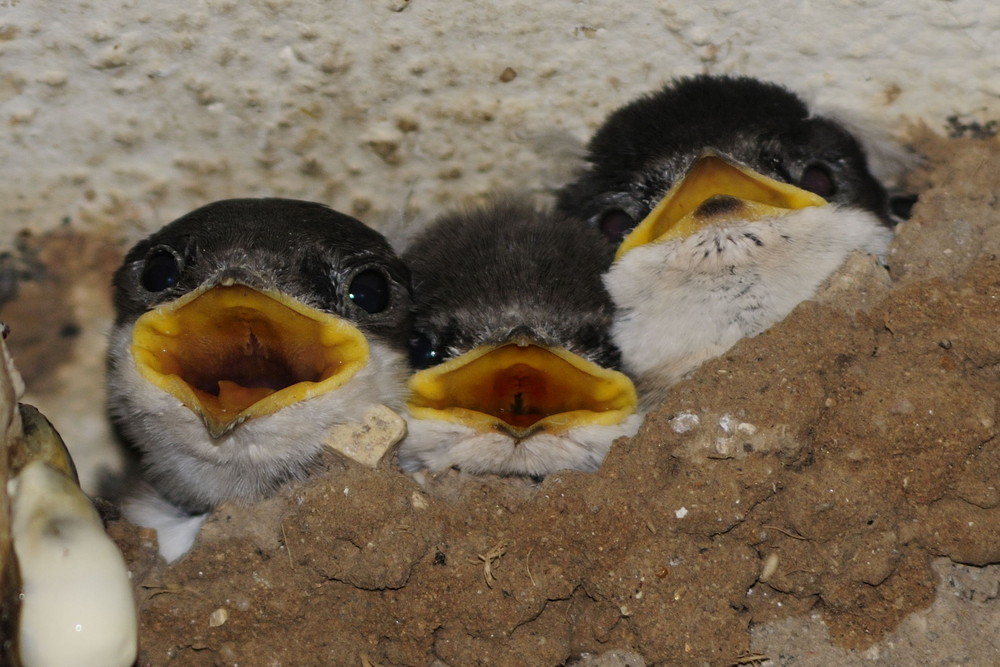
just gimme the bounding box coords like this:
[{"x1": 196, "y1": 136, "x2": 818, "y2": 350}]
[
  {"x1": 476, "y1": 541, "x2": 509, "y2": 588},
  {"x1": 525, "y1": 546, "x2": 536, "y2": 587},
  {"x1": 138, "y1": 583, "x2": 184, "y2": 600},
  {"x1": 763, "y1": 524, "x2": 810, "y2": 540},
  {"x1": 784, "y1": 567, "x2": 820, "y2": 577},
  {"x1": 281, "y1": 521, "x2": 294, "y2": 567},
  {"x1": 730, "y1": 653, "x2": 769, "y2": 666},
  {"x1": 360, "y1": 654, "x2": 380, "y2": 667}
]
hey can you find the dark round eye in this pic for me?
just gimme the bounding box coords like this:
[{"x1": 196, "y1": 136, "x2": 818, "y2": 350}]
[
  {"x1": 140, "y1": 248, "x2": 181, "y2": 292},
  {"x1": 408, "y1": 332, "x2": 443, "y2": 369},
  {"x1": 799, "y1": 164, "x2": 837, "y2": 198},
  {"x1": 348, "y1": 269, "x2": 390, "y2": 314},
  {"x1": 597, "y1": 209, "x2": 637, "y2": 244}
]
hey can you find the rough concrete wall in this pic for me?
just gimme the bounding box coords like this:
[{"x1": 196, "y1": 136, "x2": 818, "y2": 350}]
[{"x1": 0, "y1": 0, "x2": 997, "y2": 241}]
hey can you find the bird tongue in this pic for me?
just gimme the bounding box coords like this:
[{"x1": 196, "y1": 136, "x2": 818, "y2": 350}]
[
  {"x1": 406, "y1": 341, "x2": 637, "y2": 438},
  {"x1": 130, "y1": 284, "x2": 370, "y2": 439},
  {"x1": 614, "y1": 151, "x2": 828, "y2": 260}
]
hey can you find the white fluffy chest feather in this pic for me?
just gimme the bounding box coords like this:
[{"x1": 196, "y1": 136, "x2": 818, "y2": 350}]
[{"x1": 606, "y1": 205, "x2": 892, "y2": 402}]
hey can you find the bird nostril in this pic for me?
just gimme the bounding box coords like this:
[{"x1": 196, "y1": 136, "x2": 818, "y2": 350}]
[{"x1": 693, "y1": 195, "x2": 746, "y2": 220}]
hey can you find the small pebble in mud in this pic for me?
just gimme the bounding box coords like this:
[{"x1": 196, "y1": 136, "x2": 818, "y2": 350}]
[
  {"x1": 670, "y1": 412, "x2": 700, "y2": 433},
  {"x1": 890, "y1": 398, "x2": 915, "y2": 414},
  {"x1": 209, "y1": 608, "x2": 228, "y2": 627},
  {"x1": 410, "y1": 491, "x2": 429, "y2": 510},
  {"x1": 759, "y1": 552, "x2": 779, "y2": 583}
]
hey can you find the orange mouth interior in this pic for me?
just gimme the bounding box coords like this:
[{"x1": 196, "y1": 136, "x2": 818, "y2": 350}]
[
  {"x1": 407, "y1": 342, "x2": 636, "y2": 437},
  {"x1": 131, "y1": 284, "x2": 369, "y2": 438}
]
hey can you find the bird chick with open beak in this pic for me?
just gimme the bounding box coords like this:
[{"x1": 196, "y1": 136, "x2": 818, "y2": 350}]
[
  {"x1": 557, "y1": 75, "x2": 896, "y2": 406},
  {"x1": 108, "y1": 198, "x2": 411, "y2": 560},
  {"x1": 399, "y1": 199, "x2": 640, "y2": 478}
]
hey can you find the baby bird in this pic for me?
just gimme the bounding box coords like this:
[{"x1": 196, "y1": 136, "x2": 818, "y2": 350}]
[
  {"x1": 398, "y1": 198, "x2": 640, "y2": 478},
  {"x1": 557, "y1": 74, "x2": 895, "y2": 405},
  {"x1": 108, "y1": 198, "x2": 411, "y2": 560}
]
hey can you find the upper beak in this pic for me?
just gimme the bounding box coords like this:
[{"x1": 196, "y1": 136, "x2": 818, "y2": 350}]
[
  {"x1": 615, "y1": 150, "x2": 828, "y2": 260},
  {"x1": 130, "y1": 283, "x2": 369, "y2": 438},
  {"x1": 406, "y1": 337, "x2": 637, "y2": 438}
]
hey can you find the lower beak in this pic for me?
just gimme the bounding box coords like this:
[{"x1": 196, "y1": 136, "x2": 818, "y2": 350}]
[
  {"x1": 406, "y1": 340, "x2": 637, "y2": 437},
  {"x1": 130, "y1": 284, "x2": 369, "y2": 438},
  {"x1": 615, "y1": 150, "x2": 828, "y2": 260}
]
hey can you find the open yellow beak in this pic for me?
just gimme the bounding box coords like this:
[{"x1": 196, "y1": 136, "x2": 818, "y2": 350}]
[
  {"x1": 615, "y1": 151, "x2": 828, "y2": 260},
  {"x1": 407, "y1": 340, "x2": 637, "y2": 437},
  {"x1": 131, "y1": 284, "x2": 369, "y2": 438}
]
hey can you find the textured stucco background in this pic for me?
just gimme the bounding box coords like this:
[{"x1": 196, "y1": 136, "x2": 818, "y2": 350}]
[
  {"x1": 0, "y1": 0, "x2": 998, "y2": 491},
  {"x1": 1, "y1": 0, "x2": 998, "y2": 240}
]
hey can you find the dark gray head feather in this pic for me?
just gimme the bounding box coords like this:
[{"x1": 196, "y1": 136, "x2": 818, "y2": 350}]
[
  {"x1": 404, "y1": 198, "x2": 621, "y2": 369},
  {"x1": 556, "y1": 74, "x2": 892, "y2": 243},
  {"x1": 112, "y1": 198, "x2": 411, "y2": 346}
]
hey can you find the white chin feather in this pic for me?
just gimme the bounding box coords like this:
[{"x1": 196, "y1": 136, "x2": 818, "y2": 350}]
[
  {"x1": 120, "y1": 481, "x2": 208, "y2": 562},
  {"x1": 607, "y1": 206, "x2": 892, "y2": 404},
  {"x1": 108, "y1": 328, "x2": 407, "y2": 559},
  {"x1": 399, "y1": 413, "x2": 643, "y2": 478}
]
